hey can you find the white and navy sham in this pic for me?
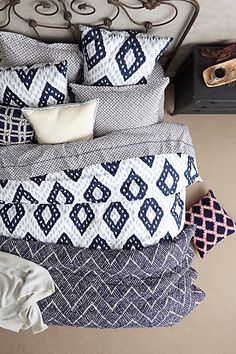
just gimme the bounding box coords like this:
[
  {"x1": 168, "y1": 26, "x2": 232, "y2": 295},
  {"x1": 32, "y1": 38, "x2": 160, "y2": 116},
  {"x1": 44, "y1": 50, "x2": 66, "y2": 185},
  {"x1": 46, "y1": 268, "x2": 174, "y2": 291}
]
[
  {"x1": 79, "y1": 25, "x2": 172, "y2": 86},
  {"x1": 0, "y1": 61, "x2": 68, "y2": 108},
  {"x1": 0, "y1": 31, "x2": 82, "y2": 83}
]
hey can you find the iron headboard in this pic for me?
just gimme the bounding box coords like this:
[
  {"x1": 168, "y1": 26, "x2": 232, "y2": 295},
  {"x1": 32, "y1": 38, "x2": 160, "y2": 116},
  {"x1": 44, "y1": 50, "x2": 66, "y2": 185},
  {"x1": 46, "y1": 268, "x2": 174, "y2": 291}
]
[{"x1": 0, "y1": 0, "x2": 200, "y2": 71}]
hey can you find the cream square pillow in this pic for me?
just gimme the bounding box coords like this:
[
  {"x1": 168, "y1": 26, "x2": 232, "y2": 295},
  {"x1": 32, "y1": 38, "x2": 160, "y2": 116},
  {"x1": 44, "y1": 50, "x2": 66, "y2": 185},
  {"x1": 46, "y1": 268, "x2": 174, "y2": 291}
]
[{"x1": 22, "y1": 101, "x2": 98, "y2": 145}]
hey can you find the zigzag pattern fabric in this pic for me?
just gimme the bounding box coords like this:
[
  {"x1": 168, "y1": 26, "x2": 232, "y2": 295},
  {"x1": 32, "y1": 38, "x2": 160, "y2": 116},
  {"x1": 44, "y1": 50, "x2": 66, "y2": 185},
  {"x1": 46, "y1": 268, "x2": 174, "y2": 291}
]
[
  {"x1": 80, "y1": 25, "x2": 172, "y2": 86},
  {"x1": 0, "y1": 61, "x2": 68, "y2": 108},
  {"x1": 0, "y1": 154, "x2": 201, "y2": 249},
  {"x1": 0, "y1": 225, "x2": 205, "y2": 328}
]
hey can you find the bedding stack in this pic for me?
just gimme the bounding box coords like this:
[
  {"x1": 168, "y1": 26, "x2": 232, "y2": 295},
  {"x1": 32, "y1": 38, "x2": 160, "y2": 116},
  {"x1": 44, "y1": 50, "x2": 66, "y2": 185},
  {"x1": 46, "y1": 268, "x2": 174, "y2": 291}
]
[{"x1": 0, "y1": 28, "x2": 205, "y2": 333}]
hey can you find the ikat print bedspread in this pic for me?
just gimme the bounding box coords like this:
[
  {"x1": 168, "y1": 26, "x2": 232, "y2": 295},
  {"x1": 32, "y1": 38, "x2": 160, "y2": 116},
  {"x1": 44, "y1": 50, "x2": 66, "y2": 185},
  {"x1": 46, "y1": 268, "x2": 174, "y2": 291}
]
[
  {"x1": 0, "y1": 225, "x2": 205, "y2": 328},
  {"x1": 0, "y1": 123, "x2": 201, "y2": 249}
]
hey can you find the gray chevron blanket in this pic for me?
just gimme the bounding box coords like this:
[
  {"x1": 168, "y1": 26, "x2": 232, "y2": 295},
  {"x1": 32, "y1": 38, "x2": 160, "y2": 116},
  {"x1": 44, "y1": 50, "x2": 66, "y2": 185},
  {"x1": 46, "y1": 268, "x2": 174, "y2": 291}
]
[{"x1": 0, "y1": 225, "x2": 205, "y2": 328}]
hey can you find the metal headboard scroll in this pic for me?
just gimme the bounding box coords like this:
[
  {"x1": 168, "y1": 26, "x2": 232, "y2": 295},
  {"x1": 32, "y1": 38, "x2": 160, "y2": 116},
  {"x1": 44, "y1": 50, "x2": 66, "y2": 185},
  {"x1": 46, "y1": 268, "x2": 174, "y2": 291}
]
[{"x1": 0, "y1": 0, "x2": 200, "y2": 71}]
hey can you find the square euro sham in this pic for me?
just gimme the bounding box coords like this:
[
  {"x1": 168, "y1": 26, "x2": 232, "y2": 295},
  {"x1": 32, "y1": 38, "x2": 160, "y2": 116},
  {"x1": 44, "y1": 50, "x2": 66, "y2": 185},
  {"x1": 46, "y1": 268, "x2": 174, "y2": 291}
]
[
  {"x1": 0, "y1": 105, "x2": 34, "y2": 145},
  {"x1": 0, "y1": 61, "x2": 68, "y2": 108},
  {"x1": 79, "y1": 25, "x2": 172, "y2": 86},
  {"x1": 70, "y1": 77, "x2": 169, "y2": 137},
  {"x1": 22, "y1": 101, "x2": 98, "y2": 144},
  {"x1": 0, "y1": 31, "x2": 82, "y2": 83},
  {"x1": 147, "y1": 62, "x2": 165, "y2": 84}
]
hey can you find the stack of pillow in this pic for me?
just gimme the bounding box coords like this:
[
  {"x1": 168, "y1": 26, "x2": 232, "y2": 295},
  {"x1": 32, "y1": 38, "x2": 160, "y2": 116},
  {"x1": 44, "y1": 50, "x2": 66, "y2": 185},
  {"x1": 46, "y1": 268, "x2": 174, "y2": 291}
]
[{"x1": 0, "y1": 26, "x2": 172, "y2": 146}]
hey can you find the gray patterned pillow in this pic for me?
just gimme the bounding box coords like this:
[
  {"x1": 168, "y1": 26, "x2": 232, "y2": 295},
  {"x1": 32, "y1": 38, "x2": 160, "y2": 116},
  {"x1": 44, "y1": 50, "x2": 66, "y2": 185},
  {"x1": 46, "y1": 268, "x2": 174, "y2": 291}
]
[
  {"x1": 0, "y1": 31, "x2": 82, "y2": 83},
  {"x1": 146, "y1": 62, "x2": 166, "y2": 120},
  {"x1": 147, "y1": 62, "x2": 165, "y2": 84},
  {"x1": 70, "y1": 77, "x2": 169, "y2": 137}
]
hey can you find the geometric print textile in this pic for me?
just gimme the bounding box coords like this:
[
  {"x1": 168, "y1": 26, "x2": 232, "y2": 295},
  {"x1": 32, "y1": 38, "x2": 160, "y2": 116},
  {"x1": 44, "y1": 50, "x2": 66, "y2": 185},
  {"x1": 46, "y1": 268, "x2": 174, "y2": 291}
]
[
  {"x1": 79, "y1": 25, "x2": 172, "y2": 86},
  {"x1": 0, "y1": 153, "x2": 201, "y2": 249},
  {"x1": 0, "y1": 61, "x2": 68, "y2": 108},
  {"x1": 0, "y1": 225, "x2": 205, "y2": 328},
  {"x1": 0, "y1": 105, "x2": 34, "y2": 145},
  {"x1": 186, "y1": 190, "x2": 236, "y2": 258},
  {"x1": 70, "y1": 78, "x2": 169, "y2": 137}
]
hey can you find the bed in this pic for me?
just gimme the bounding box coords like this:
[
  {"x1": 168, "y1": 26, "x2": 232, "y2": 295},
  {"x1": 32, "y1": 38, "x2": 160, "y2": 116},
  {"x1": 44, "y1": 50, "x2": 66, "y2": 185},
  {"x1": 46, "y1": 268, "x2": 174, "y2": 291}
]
[{"x1": 0, "y1": 0, "x2": 209, "y2": 334}]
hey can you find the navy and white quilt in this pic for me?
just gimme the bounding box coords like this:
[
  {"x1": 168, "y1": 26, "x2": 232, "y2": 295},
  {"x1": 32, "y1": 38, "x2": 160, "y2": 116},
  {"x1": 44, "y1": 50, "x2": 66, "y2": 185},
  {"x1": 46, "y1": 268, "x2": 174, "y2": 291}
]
[
  {"x1": 0, "y1": 123, "x2": 201, "y2": 249},
  {"x1": 0, "y1": 225, "x2": 205, "y2": 328}
]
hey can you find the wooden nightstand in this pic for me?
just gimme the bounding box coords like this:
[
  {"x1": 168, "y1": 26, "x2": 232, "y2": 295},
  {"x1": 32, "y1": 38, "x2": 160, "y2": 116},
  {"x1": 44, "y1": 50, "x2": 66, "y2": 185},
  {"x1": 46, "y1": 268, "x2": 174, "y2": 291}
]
[{"x1": 172, "y1": 45, "x2": 236, "y2": 115}]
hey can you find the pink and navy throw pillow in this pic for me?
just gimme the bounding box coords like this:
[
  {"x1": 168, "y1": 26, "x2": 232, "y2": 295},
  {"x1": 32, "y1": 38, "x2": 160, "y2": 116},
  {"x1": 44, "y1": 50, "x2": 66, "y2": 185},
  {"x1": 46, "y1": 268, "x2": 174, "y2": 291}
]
[
  {"x1": 0, "y1": 105, "x2": 34, "y2": 145},
  {"x1": 186, "y1": 190, "x2": 236, "y2": 258}
]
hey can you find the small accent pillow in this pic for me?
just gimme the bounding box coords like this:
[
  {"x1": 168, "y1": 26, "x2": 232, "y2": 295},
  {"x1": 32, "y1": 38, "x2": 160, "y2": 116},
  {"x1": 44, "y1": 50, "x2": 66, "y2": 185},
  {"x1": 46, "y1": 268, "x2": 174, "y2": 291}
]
[
  {"x1": 0, "y1": 105, "x2": 34, "y2": 145},
  {"x1": 79, "y1": 25, "x2": 172, "y2": 86},
  {"x1": 70, "y1": 77, "x2": 169, "y2": 137},
  {"x1": 186, "y1": 190, "x2": 236, "y2": 258},
  {"x1": 0, "y1": 61, "x2": 68, "y2": 108},
  {"x1": 0, "y1": 31, "x2": 82, "y2": 83},
  {"x1": 22, "y1": 101, "x2": 98, "y2": 145}
]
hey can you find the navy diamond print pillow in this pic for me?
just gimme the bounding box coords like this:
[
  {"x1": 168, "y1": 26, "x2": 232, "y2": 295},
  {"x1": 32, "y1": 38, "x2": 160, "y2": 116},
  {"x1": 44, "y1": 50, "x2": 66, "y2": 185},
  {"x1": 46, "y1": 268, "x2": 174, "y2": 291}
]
[
  {"x1": 79, "y1": 25, "x2": 172, "y2": 86},
  {"x1": 0, "y1": 61, "x2": 68, "y2": 108},
  {"x1": 0, "y1": 104, "x2": 34, "y2": 145},
  {"x1": 186, "y1": 190, "x2": 236, "y2": 258}
]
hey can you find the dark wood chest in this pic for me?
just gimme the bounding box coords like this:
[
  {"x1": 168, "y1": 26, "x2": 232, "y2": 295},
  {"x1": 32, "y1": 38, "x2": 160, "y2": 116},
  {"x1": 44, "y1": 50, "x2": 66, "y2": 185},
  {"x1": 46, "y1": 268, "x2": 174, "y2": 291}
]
[{"x1": 173, "y1": 45, "x2": 236, "y2": 115}]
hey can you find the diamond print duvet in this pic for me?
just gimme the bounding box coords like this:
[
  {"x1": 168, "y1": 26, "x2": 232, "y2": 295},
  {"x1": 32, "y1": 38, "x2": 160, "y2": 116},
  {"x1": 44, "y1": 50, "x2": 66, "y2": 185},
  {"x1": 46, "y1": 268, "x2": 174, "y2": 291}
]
[{"x1": 0, "y1": 123, "x2": 201, "y2": 249}]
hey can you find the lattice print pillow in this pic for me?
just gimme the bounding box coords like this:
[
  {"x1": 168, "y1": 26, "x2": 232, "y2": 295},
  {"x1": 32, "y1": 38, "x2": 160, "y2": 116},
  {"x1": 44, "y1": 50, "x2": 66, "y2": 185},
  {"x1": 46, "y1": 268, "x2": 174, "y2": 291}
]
[
  {"x1": 79, "y1": 25, "x2": 172, "y2": 86},
  {"x1": 0, "y1": 105, "x2": 34, "y2": 145},
  {"x1": 186, "y1": 190, "x2": 236, "y2": 258},
  {"x1": 0, "y1": 61, "x2": 68, "y2": 108}
]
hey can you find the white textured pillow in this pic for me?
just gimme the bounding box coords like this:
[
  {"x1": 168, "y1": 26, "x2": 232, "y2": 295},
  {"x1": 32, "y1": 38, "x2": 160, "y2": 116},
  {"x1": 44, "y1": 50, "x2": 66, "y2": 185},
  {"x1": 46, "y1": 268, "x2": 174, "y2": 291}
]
[
  {"x1": 22, "y1": 101, "x2": 98, "y2": 145},
  {"x1": 79, "y1": 25, "x2": 172, "y2": 86}
]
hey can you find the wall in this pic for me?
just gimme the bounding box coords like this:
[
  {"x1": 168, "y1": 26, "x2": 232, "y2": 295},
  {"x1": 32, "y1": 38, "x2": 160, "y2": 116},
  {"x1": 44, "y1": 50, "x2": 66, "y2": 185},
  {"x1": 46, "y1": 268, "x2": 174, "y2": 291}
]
[
  {"x1": 0, "y1": 1, "x2": 236, "y2": 353},
  {"x1": 3, "y1": 0, "x2": 236, "y2": 70}
]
